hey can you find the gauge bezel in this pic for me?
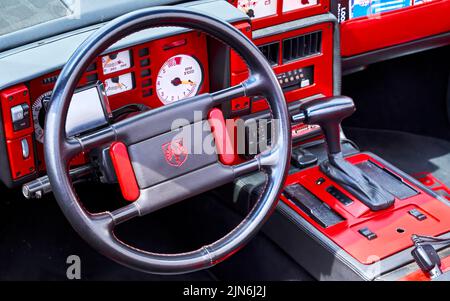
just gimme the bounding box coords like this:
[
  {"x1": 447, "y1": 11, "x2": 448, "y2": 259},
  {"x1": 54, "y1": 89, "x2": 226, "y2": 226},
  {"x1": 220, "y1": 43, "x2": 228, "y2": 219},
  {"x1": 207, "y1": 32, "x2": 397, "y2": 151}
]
[
  {"x1": 104, "y1": 72, "x2": 136, "y2": 96},
  {"x1": 155, "y1": 54, "x2": 205, "y2": 105},
  {"x1": 101, "y1": 50, "x2": 134, "y2": 75}
]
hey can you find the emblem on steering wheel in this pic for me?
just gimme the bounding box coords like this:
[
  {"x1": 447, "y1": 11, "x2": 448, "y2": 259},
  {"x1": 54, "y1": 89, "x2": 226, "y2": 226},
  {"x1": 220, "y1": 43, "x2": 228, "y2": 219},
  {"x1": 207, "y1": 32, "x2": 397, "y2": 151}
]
[{"x1": 162, "y1": 139, "x2": 188, "y2": 167}]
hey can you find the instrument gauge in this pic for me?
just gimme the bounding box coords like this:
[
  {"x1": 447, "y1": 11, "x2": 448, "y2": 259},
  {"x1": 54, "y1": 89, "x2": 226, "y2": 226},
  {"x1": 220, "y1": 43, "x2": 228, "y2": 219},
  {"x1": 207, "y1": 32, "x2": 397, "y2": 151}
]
[
  {"x1": 104, "y1": 73, "x2": 134, "y2": 96},
  {"x1": 237, "y1": 0, "x2": 277, "y2": 19},
  {"x1": 156, "y1": 54, "x2": 203, "y2": 105},
  {"x1": 102, "y1": 50, "x2": 132, "y2": 75}
]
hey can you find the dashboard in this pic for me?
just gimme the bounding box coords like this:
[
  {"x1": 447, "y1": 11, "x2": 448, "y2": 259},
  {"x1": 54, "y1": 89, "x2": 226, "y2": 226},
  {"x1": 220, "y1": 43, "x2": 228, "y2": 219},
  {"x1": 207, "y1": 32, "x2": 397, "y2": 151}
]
[
  {"x1": 26, "y1": 30, "x2": 210, "y2": 172},
  {"x1": 0, "y1": 0, "x2": 448, "y2": 188}
]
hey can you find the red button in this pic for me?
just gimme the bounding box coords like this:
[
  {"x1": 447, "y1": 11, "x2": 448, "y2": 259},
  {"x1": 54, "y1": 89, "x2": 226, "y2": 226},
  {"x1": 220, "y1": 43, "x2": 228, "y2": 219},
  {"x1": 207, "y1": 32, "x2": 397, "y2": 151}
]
[{"x1": 109, "y1": 142, "x2": 140, "y2": 202}]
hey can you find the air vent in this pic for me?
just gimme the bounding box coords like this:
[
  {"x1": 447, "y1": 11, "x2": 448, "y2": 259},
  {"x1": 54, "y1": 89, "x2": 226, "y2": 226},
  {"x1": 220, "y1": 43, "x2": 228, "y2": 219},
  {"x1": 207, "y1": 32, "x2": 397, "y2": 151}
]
[
  {"x1": 258, "y1": 42, "x2": 279, "y2": 66},
  {"x1": 282, "y1": 31, "x2": 322, "y2": 63},
  {"x1": 42, "y1": 75, "x2": 58, "y2": 85}
]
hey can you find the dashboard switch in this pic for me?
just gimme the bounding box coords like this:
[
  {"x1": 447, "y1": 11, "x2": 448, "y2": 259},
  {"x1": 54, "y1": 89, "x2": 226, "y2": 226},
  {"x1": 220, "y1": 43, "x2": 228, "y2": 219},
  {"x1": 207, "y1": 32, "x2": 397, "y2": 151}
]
[
  {"x1": 409, "y1": 209, "x2": 427, "y2": 221},
  {"x1": 11, "y1": 103, "x2": 30, "y2": 131},
  {"x1": 21, "y1": 138, "x2": 29, "y2": 159},
  {"x1": 11, "y1": 105, "x2": 24, "y2": 122},
  {"x1": 327, "y1": 186, "x2": 354, "y2": 206},
  {"x1": 358, "y1": 227, "x2": 377, "y2": 240}
]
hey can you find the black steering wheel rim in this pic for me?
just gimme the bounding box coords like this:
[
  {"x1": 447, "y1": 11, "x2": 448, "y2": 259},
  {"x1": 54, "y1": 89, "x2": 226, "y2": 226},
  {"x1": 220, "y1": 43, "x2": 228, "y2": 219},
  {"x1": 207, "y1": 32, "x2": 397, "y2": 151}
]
[{"x1": 45, "y1": 6, "x2": 291, "y2": 274}]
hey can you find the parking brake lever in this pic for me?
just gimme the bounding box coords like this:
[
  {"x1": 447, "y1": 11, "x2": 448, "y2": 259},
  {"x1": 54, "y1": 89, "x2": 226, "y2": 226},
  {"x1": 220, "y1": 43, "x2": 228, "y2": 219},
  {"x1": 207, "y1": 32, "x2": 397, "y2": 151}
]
[{"x1": 293, "y1": 96, "x2": 395, "y2": 211}]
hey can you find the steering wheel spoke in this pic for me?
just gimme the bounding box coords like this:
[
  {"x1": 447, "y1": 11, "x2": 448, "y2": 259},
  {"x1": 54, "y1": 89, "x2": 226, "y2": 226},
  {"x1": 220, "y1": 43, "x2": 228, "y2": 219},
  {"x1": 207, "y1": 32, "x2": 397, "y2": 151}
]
[
  {"x1": 110, "y1": 202, "x2": 141, "y2": 226},
  {"x1": 134, "y1": 163, "x2": 235, "y2": 216},
  {"x1": 211, "y1": 83, "x2": 247, "y2": 106},
  {"x1": 210, "y1": 75, "x2": 266, "y2": 106},
  {"x1": 64, "y1": 126, "x2": 117, "y2": 161}
]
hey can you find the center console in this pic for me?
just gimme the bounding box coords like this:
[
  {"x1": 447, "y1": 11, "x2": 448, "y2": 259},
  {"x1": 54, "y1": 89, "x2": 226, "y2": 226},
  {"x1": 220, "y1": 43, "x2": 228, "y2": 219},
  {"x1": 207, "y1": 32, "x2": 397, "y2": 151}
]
[{"x1": 232, "y1": 96, "x2": 450, "y2": 280}]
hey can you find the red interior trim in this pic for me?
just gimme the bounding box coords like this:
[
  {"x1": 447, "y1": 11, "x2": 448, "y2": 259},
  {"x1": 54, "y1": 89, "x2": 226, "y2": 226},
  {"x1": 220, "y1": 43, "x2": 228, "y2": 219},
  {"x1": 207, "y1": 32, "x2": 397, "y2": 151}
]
[
  {"x1": 281, "y1": 153, "x2": 450, "y2": 264},
  {"x1": 109, "y1": 142, "x2": 140, "y2": 202},
  {"x1": 230, "y1": 0, "x2": 330, "y2": 30},
  {"x1": 415, "y1": 172, "x2": 450, "y2": 201},
  {"x1": 341, "y1": 0, "x2": 450, "y2": 57},
  {"x1": 0, "y1": 85, "x2": 36, "y2": 179}
]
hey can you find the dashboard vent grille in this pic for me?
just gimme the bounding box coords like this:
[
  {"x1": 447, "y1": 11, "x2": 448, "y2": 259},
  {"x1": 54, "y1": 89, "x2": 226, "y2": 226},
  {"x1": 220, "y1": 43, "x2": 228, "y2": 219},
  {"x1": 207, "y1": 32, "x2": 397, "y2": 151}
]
[
  {"x1": 42, "y1": 75, "x2": 58, "y2": 85},
  {"x1": 282, "y1": 31, "x2": 322, "y2": 63},
  {"x1": 258, "y1": 42, "x2": 279, "y2": 66}
]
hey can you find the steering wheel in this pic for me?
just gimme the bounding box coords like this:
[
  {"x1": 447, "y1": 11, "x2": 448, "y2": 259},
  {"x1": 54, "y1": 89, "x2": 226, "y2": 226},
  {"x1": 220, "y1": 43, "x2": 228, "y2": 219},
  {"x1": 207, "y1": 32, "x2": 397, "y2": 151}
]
[{"x1": 45, "y1": 7, "x2": 291, "y2": 274}]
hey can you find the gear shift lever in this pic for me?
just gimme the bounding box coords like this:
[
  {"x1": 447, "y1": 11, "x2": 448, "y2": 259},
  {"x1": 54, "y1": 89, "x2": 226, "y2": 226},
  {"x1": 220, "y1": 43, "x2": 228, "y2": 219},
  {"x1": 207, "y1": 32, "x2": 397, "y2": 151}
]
[
  {"x1": 293, "y1": 96, "x2": 395, "y2": 211},
  {"x1": 293, "y1": 96, "x2": 354, "y2": 154}
]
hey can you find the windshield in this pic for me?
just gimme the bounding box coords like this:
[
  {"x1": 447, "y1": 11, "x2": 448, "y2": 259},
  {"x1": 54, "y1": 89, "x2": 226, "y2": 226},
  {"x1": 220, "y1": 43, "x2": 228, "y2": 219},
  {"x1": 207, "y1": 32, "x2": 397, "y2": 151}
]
[{"x1": 0, "y1": 0, "x2": 72, "y2": 36}]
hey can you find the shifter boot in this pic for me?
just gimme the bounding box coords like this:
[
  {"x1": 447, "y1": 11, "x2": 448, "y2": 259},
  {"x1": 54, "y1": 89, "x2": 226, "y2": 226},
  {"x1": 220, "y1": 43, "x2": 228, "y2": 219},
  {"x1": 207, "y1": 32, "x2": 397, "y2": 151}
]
[{"x1": 320, "y1": 153, "x2": 395, "y2": 211}]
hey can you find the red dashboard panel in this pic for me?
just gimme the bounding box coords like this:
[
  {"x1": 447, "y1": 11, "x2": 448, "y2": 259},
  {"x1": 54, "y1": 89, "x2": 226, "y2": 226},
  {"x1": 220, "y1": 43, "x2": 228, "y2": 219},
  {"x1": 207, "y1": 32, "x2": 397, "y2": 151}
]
[
  {"x1": 25, "y1": 31, "x2": 210, "y2": 173},
  {"x1": 29, "y1": 31, "x2": 209, "y2": 112},
  {"x1": 252, "y1": 22, "x2": 334, "y2": 112},
  {"x1": 231, "y1": 0, "x2": 330, "y2": 30},
  {"x1": 281, "y1": 153, "x2": 450, "y2": 264},
  {"x1": 0, "y1": 85, "x2": 36, "y2": 181},
  {"x1": 340, "y1": 0, "x2": 450, "y2": 57},
  {"x1": 229, "y1": 21, "x2": 334, "y2": 114},
  {"x1": 228, "y1": 1, "x2": 334, "y2": 113}
]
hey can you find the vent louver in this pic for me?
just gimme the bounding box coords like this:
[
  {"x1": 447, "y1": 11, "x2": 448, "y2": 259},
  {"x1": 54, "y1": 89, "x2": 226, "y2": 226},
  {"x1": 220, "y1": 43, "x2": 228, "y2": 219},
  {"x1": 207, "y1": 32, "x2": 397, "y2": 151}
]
[
  {"x1": 258, "y1": 42, "x2": 279, "y2": 66},
  {"x1": 282, "y1": 31, "x2": 322, "y2": 63}
]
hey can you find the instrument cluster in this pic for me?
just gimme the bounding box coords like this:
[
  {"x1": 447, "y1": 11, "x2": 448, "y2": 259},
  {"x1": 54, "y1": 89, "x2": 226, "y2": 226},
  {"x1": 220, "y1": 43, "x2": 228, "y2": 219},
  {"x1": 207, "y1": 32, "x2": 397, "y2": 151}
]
[
  {"x1": 29, "y1": 31, "x2": 209, "y2": 147},
  {"x1": 26, "y1": 31, "x2": 209, "y2": 172}
]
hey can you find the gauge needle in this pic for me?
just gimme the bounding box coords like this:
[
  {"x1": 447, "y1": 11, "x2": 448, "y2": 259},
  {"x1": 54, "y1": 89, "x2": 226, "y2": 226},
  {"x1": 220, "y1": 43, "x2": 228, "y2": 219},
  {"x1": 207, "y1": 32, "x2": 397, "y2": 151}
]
[
  {"x1": 117, "y1": 83, "x2": 127, "y2": 89},
  {"x1": 104, "y1": 54, "x2": 118, "y2": 65},
  {"x1": 171, "y1": 77, "x2": 195, "y2": 86}
]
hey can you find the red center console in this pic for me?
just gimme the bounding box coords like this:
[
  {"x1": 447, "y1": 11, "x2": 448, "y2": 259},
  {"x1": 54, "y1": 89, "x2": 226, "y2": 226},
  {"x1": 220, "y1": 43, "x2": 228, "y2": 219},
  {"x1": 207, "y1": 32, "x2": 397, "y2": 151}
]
[
  {"x1": 256, "y1": 146, "x2": 450, "y2": 280},
  {"x1": 281, "y1": 152, "x2": 450, "y2": 265},
  {"x1": 253, "y1": 93, "x2": 450, "y2": 281}
]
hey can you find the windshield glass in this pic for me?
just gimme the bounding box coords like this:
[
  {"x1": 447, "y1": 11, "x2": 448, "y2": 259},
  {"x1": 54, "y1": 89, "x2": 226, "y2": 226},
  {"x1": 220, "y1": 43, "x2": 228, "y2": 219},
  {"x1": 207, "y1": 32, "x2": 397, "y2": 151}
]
[{"x1": 0, "y1": 0, "x2": 72, "y2": 36}]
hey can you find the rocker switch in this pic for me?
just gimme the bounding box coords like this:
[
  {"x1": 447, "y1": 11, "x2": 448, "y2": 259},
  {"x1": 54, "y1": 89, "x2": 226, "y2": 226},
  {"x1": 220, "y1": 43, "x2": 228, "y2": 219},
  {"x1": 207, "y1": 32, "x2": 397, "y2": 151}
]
[
  {"x1": 409, "y1": 209, "x2": 427, "y2": 221},
  {"x1": 11, "y1": 105, "x2": 24, "y2": 122},
  {"x1": 358, "y1": 227, "x2": 377, "y2": 240},
  {"x1": 11, "y1": 103, "x2": 30, "y2": 131}
]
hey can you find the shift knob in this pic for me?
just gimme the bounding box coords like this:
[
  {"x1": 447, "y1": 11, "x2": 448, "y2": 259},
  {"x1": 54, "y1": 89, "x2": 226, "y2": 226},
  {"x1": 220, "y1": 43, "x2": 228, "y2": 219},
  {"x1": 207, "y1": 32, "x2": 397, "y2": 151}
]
[{"x1": 293, "y1": 96, "x2": 355, "y2": 155}]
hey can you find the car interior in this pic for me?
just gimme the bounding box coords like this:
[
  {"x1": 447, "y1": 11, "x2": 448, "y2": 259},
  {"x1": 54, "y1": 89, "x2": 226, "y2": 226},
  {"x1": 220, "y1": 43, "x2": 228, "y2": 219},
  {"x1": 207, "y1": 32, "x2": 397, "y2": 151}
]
[{"x1": 0, "y1": 0, "x2": 449, "y2": 281}]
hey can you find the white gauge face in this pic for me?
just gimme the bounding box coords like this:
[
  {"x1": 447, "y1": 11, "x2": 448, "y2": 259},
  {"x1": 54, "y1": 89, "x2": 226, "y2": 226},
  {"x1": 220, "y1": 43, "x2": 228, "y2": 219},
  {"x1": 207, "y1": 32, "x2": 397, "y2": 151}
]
[
  {"x1": 156, "y1": 54, "x2": 203, "y2": 105},
  {"x1": 282, "y1": 0, "x2": 318, "y2": 13},
  {"x1": 32, "y1": 91, "x2": 52, "y2": 143},
  {"x1": 104, "y1": 73, "x2": 134, "y2": 96},
  {"x1": 102, "y1": 50, "x2": 132, "y2": 75},
  {"x1": 237, "y1": 0, "x2": 277, "y2": 19}
]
